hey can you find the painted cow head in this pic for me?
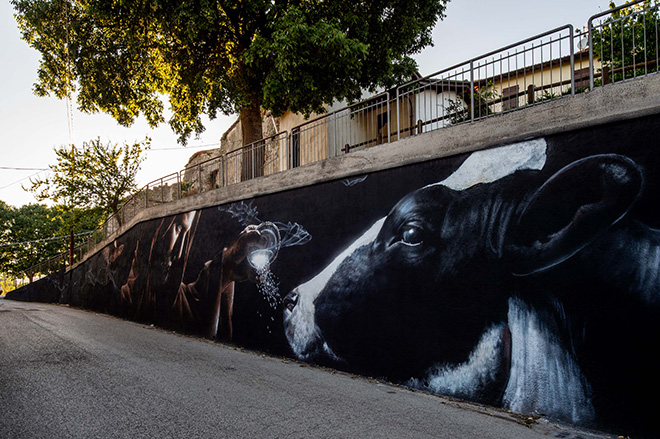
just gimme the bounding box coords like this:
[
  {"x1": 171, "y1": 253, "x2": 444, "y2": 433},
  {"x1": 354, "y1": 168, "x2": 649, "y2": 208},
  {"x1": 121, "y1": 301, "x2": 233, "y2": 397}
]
[{"x1": 282, "y1": 140, "x2": 644, "y2": 410}]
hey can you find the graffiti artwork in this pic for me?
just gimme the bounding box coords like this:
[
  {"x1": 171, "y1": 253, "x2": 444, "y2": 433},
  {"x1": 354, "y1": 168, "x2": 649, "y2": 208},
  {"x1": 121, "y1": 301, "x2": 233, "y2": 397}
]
[
  {"x1": 284, "y1": 140, "x2": 650, "y2": 427},
  {"x1": 278, "y1": 119, "x2": 660, "y2": 438},
  {"x1": 64, "y1": 200, "x2": 312, "y2": 351},
  {"x1": 14, "y1": 116, "x2": 660, "y2": 438}
]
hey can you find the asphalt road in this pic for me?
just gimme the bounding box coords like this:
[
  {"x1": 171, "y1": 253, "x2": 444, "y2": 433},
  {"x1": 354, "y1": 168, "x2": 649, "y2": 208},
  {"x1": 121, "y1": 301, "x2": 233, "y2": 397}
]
[{"x1": 0, "y1": 297, "x2": 613, "y2": 439}]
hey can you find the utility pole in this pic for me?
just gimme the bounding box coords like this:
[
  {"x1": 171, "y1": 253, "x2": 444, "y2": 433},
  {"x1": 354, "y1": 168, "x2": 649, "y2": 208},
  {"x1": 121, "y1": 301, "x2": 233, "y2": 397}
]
[
  {"x1": 69, "y1": 209, "x2": 74, "y2": 266},
  {"x1": 68, "y1": 136, "x2": 76, "y2": 267},
  {"x1": 63, "y1": 0, "x2": 76, "y2": 267}
]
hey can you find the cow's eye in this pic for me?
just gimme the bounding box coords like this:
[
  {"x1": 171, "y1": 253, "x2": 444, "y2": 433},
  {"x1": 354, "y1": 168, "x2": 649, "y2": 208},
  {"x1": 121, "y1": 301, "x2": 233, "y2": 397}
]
[{"x1": 400, "y1": 224, "x2": 423, "y2": 246}]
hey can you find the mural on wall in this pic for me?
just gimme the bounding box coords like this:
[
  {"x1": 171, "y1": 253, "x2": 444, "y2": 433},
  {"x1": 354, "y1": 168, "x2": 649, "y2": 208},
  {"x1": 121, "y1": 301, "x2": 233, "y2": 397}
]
[
  {"x1": 284, "y1": 139, "x2": 619, "y2": 424},
  {"x1": 16, "y1": 115, "x2": 660, "y2": 438},
  {"x1": 277, "y1": 119, "x2": 660, "y2": 438},
  {"x1": 67, "y1": 200, "x2": 312, "y2": 346}
]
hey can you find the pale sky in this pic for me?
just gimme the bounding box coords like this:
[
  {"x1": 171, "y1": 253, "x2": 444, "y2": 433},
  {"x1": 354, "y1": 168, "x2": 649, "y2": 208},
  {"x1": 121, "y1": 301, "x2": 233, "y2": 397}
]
[{"x1": 0, "y1": 0, "x2": 609, "y2": 207}]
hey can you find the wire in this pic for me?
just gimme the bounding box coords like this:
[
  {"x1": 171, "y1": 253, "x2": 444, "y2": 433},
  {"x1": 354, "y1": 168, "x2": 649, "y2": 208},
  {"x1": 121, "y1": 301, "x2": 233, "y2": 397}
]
[
  {"x1": 0, "y1": 167, "x2": 49, "y2": 171},
  {"x1": 0, "y1": 171, "x2": 48, "y2": 190},
  {"x1": 148, "y1": 142, "x2": 220, "y2": 151}
]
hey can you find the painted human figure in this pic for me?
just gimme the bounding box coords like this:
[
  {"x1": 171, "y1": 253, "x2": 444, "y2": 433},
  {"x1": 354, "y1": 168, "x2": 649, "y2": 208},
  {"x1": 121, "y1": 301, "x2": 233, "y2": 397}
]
[{"x1": 172, "y1": 223, "x2": 275, "y2": 342}]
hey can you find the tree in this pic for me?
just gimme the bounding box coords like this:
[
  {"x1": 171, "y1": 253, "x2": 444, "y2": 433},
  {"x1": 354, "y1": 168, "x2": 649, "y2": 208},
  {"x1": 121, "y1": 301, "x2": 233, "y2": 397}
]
[
  {"x1": 0, "y1": 203, "x2": 63, "y2": 280},
  {"x1": 11, "y1": 0, "x2": 449, "y2": 146},
  {"x1": 27, "y1": 138, "x2": 149, "y2": 227},
  {"x1": 1, "y1": 200, "x2": 106, "y2": 280},
  {"x1": 591, "y1": 1, "x2": 659, "y2": 83},
  {"x1": 446, "y1": 81, "x2": 500, "y2": 125},
  {"x1": 0, "y1": 201, "x2": 14, "y2": 275}
]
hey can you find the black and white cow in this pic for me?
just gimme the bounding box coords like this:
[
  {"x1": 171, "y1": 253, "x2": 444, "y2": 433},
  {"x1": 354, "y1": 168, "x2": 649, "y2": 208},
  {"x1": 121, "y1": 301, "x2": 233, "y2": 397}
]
[{"x1": 282, "y1": 140, "x2": 660, "y2": 434}]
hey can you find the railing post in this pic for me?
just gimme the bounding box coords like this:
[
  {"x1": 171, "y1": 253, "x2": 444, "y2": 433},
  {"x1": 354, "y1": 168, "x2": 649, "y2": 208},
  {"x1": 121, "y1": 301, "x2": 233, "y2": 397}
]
[
  {"x1": 386, "y1": 92, "x2": 391, "y2": 144},
  {"x1": 469, "y1": 60, "x2": 475, "y2": 122},
  {"x1": 588, "y1": 17, "x2": 595, "y2": 90},
  {"x1": 145, "y1": 184, "x2": 149, "y2": 208},
  {"x1": 285, "y1": 133, "x2": 289, "y2": 169},
  {"x1": 251, "y1": 144, "x2": 255, "y2": 179},
  {"x1": 222, "y1": 155, "x2": 227, "y2": 187},
  {"x1": 333, "y1": 113, "x2": 338, "y2": 158},
  {"x1": 395, "y1": 86, "x2": 400, "y2": 141},
  {"x1": 569, "y1": 25, "x2": 575, "y2": 95},
  {"x1": 198, "y1": 163, "x2": 202, "y2": 193}
]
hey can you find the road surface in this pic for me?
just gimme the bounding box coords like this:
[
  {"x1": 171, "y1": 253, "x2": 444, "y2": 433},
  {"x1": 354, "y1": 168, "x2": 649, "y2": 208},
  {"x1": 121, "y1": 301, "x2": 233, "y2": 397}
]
[{"x1": 0, "y1": 297, "x2": 612, "y2": 438}]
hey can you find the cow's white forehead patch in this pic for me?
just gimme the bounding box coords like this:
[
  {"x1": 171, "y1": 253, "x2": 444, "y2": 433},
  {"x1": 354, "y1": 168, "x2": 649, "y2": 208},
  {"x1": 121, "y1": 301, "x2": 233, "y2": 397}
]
[{"x1": 433, "y1": 138, "x2": 547, "y2": 191}]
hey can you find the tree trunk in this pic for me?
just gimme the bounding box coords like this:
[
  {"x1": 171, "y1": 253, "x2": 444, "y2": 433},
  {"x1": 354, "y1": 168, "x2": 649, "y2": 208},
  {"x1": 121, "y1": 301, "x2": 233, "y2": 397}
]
[
  {"x1": 113, "y1": 203, "x2": 123, "y2": 228},
  {"x1": 240, "y1": 104, "x2": 264, "y2": 181}
]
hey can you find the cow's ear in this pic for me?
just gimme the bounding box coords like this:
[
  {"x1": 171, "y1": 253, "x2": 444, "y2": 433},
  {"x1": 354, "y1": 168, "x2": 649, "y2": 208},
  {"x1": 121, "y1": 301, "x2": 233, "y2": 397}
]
[{"x1": 504, "y1": 154, "x2": 643, "y2": 275}]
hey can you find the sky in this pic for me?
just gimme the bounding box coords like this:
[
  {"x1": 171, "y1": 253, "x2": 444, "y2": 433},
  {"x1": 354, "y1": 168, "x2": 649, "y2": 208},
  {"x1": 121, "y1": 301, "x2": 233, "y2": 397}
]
[{"x1": 0, "y1": 0, "x2": 610, "y2": 207}]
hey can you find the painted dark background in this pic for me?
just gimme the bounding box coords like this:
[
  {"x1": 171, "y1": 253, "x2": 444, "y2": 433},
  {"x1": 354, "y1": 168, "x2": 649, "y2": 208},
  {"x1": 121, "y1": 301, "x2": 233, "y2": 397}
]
[{"x1": 9, "y1": 114, "x2": 660, "y2": 438}]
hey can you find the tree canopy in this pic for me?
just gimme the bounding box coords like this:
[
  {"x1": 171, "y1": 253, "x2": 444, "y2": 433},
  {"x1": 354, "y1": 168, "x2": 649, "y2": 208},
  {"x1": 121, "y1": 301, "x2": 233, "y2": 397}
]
[
  {"x1": 12, "y1": 0, "x2": 449, "y2": 145},
  {"x1": 0, "y1": 201, "x2": 105, "y2": 280},
  {"x1": 0, "y1": 203, "x2": 63, "y2": 278},
  {"x1": 27, "y1": 138, "x2": 149, "y2": 226}
]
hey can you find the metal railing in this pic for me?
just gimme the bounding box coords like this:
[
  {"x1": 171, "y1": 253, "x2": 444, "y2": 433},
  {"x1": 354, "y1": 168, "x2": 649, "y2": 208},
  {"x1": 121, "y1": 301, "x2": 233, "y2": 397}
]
[
  {"x1": 291, "y1": 92, "x2": 391, "y2": 160},
  {"x1": 395, "y1": 25, "x2": 576, "y2": 138},
  {"x1": 22, "y1": 250, "x2": 68, "y2": 283},
  {"x1": 225, "y1": 132, "x2": 289, "y2": 185},
  {"x1": 589, "y1": 0, "x2": 659, "y2": 88},
  {"x1": 22, "y1": 1, "x2": 660, "y2": 281}
]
